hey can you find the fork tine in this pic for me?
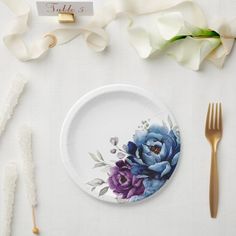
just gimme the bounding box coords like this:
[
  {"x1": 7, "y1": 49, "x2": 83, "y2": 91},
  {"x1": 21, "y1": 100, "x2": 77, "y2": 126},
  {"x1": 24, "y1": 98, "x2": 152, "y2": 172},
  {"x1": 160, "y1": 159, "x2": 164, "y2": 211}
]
[
  {"x1": 205, "y1": 103, "x2": 211, "y2": 131},
  {"x1": 219, "y1": 103, "x2": 222, "y2": 130},
  {"x1": 215, "y1": 103, "x2": 219, "y2": 130},
  {"x1": 210, "y1": 103, "x2": 214, "y2": 129}
]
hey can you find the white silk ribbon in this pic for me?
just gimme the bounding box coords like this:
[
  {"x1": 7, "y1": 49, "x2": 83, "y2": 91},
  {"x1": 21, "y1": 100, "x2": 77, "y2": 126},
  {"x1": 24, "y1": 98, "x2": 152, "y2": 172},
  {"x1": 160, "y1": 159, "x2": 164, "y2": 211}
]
[
  {"x1": 208, "y1": 19, "x2": 236, "y2": 67},
  {"x1": 1, "y1": 0, "x2": 236, "y2": 70}
]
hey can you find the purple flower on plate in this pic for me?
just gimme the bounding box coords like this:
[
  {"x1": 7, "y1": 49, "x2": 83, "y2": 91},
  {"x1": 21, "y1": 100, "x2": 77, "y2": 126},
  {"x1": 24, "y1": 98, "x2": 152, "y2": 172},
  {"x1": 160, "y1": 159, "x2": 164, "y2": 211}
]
[{"x1": 108, "y1": 160, "x2": 145, "y2": 199}]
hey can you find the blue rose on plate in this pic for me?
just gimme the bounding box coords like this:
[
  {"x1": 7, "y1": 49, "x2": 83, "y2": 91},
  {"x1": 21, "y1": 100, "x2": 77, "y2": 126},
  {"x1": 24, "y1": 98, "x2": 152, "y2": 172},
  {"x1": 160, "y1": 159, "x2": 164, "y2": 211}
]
[{"x1": 126, "y1": 123, "x2": 180, "y2": 200}]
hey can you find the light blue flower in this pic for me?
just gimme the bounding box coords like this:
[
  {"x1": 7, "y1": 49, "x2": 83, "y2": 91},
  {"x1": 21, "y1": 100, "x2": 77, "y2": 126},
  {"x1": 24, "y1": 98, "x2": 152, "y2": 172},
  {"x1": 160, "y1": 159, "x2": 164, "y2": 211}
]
[{"x1": 127, "y1": 123, "x2": 180, "y2": 180}]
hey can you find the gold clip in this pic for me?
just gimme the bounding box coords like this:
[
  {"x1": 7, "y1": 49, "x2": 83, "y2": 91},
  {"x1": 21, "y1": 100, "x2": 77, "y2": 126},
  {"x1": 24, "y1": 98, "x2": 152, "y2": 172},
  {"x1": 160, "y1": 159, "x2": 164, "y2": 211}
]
[
  {"x1": 58, "y1": 12, "x2": 75, "y2": 23},
  {"x1": 44, "y1": 34, "x2": 57, "y2": 48}
]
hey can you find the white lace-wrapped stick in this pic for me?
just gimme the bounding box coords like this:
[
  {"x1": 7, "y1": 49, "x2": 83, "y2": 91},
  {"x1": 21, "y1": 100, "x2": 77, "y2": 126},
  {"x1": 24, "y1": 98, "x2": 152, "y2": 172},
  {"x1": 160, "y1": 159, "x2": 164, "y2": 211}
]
[
  {"x1": 1, "y1": 162, "x2": 18, "y2": 236},
  {"x1": 0, "y1": 75, "x2": 27, "y2": 138},
  {"x1": 19, "y1": 126, "x2": 40, "y2": 235}
]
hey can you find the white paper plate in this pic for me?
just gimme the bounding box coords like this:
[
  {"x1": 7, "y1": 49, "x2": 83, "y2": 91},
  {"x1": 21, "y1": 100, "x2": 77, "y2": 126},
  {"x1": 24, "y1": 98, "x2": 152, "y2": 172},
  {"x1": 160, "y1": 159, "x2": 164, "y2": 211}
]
[{"x1": 60, "y1": 84, "x2": 181, "y2": 204}]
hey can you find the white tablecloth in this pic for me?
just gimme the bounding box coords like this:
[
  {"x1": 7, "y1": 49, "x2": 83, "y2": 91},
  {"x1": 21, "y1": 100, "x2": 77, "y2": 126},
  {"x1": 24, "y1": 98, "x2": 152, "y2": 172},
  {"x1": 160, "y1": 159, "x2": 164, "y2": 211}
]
[{"x1": 0, "y1": 0, "x2": 236, "y2": 235}]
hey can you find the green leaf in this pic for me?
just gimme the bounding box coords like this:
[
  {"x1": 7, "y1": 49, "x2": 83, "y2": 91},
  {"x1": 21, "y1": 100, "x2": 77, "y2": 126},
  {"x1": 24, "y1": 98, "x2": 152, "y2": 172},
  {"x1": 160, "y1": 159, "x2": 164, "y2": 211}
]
[
  {"x1": 99, "y1": 186, "x2": 109, "y2": 197},
  {"x1": 96, "y1": 151, "x2": 104, "y2": 161},
  {"x1": 167, "y1": 29, "x2": 220, "y2": 46},
  {"x1": 87, "y1": 178, "x2": 105, "y2": 187},
  {"x1": 93, "y1": 162, "x2": 107, "y2": 168},
  {"x1": 89, "y1": 153, "x2": 100, "y2": 162},
  {"x1": 192, "y1": 28, "x2": 220, "y2": 38},
  {"x1": 168, "y1": 35, "x2": 187, "y2": 43}
]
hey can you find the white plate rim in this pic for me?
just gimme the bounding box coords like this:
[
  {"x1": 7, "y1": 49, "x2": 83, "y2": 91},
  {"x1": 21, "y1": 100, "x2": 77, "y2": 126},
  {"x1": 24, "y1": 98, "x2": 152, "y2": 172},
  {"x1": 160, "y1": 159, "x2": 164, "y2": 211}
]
[{"x1": 60, "y1": 84, "x2": 180, "y2": 203}]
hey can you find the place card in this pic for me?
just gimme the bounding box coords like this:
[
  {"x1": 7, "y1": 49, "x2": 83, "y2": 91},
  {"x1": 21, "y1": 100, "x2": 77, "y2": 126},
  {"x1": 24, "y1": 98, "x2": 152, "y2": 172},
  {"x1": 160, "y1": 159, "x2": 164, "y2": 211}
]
[{"x1": 36, "y1": 1, "x2": 94, "y2": 16}]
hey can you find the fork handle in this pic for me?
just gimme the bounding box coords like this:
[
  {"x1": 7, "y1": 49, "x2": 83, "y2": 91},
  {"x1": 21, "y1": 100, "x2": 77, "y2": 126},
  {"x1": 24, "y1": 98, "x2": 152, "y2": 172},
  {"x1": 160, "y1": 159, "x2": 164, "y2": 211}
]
[{"x1": 210, "y1": 149, "x2": 218, "y2": 218}]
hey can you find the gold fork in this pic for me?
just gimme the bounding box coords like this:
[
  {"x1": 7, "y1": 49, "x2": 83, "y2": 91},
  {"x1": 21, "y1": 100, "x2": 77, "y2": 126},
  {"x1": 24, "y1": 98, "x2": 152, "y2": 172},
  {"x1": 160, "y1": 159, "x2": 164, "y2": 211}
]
[{"x1": 205, "y1": 103, "x2": 223, "y2": 218}]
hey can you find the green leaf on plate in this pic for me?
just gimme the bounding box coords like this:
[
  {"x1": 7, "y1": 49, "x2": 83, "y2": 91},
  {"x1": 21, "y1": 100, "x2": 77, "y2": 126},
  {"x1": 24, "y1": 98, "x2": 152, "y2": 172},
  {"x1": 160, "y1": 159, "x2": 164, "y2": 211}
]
[
  {"x1": 99, "y1": 186, "x2": 109, "y2": 197},
  {"x1": 96, "y1": 151, "x2": 104, "y2": 161},
  {"x1": 89, "y1": 152, "x2": 100, "y2": 162},
  {"x1": 87, "y1": 178, "x2": 105, "y2": 187},
  {"x1": 93, "y1": 162, "x2": 107, "y2": 168}
]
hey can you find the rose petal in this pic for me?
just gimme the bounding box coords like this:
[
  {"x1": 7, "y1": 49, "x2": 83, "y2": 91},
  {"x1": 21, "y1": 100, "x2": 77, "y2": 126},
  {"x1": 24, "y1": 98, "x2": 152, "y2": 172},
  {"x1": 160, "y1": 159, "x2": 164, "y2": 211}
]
[
  {"x1": 148, "y1": 161, "x2": 171, "y2": 177},
  {"x1": 171, "y1": 152, "x2": 179, "y2": 166},
  {"x1": 142, "y1": 152, "x2": 156, "y2": 166},
  {"x1": 127, "y1": 141, "x2": 137, "y2": 155},
  {"x1": 127, "y1": 188, "x2": 137, "y2": 199},
  {"x1": 159, "y1": 143, "x2": 167, "y2": 159},
  {"x1": 133, "y1": 130, "x2": 148, "y2": 146}
]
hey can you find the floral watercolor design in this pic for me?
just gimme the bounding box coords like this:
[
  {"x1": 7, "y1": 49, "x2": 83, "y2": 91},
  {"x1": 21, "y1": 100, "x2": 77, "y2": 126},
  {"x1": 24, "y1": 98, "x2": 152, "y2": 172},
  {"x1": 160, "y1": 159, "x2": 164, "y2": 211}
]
[{"x1": 87, "y1": 118, "x2": 180, "y2": 202}]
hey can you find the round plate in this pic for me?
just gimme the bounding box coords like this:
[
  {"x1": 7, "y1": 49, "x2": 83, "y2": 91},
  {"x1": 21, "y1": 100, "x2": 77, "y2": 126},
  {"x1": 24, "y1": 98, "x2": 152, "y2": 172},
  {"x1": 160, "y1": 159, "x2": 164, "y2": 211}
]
[{"x1": 60, "y1": 84, "x2": 181, "y2": 204}]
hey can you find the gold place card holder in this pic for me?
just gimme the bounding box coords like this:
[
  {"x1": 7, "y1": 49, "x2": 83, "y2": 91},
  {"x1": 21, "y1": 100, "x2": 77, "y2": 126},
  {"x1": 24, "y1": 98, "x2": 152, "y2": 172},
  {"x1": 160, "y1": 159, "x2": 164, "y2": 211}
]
[
  {"x1": 58, "y1": 12, "x2": 75, "y2": 23},
  {"x1": 36, "y1": 1, "x2": 94, "y2": 23}
]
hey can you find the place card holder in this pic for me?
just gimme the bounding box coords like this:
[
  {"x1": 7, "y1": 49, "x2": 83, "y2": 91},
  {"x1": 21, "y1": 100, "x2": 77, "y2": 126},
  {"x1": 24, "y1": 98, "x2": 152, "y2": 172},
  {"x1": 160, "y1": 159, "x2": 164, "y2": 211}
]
[
  {"x1": 58, "y1": 12, "x2": 76, "y2": 23},
  {"x1": 36, "y1": 1, "x2": 94, "y2": 24}
]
